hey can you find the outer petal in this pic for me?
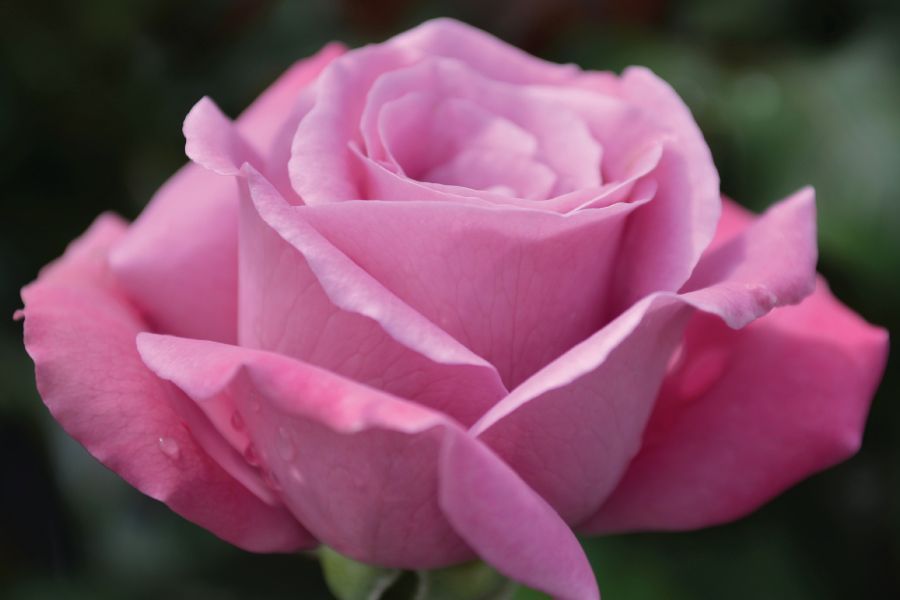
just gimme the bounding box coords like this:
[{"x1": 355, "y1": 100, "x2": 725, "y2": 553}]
[
  {"x1": 20, "y1": 215, "x2": 310, "y2": 552},
  {"x1": 298, "y1": 196, "x2": 651, "y2": 389},
  {"x1": 240, "y1": 166, "x2": 508, "y2": 426},
  {"x1": 137, "y1": 334, "x2": 598, "y2": 599},
  {"x1": 581, "y1": 228, "x2": 888, "y2": 532},
  {"x1": 390, "y1": 18, "x2": 581, "y2": 85},
  {"x1": 109, "y1": 43, "x2": 343, "y2": 342},
  {"x1": 607, "y1": 67, "x2": 722, "y2": 309},
  {"x1": 472, "y1": 190, "x2": 818, "y2": 525}
]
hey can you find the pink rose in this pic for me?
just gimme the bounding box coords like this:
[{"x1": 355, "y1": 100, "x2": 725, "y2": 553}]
[{"x1": 20, "y1": 19, "x2": 887, "y2": 599}]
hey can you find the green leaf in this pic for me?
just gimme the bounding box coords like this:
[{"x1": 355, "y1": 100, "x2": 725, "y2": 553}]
[
  {"x1": 420, "y1": 561, "x2": 514, "y2": 600},
  {"x1": 317, "y1": 549, "x2": 517, "y2": 600},
  {"x1": 319, "y1": 547, "x2": 402, "y2": 600}
]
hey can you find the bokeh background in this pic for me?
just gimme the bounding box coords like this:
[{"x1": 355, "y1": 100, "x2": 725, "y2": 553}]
[{"x1": 1, "y1": 0, "x2": 898, "y2": 598}]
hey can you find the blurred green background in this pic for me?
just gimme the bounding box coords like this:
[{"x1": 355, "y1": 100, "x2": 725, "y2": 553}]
[{"x1": 1, "y1": 0, "x2": 898, "y2": 598}]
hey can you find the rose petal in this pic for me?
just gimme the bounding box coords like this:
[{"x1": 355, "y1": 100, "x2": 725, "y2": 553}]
[
  {"x1": 109, "y1": 43, "x2": 342, "y2": 341},
  {"x1": 391, "y1": 18, "x2": 580, "y2": 85},
  {"x1": 20, "y1": 215, "x2": 310, "y2": 552},
  {"x1": 239, "y1": 166, "x2": 507, "y2": 425},
  {"x1": 183, "y1": 97, "x2": 262, "y2": 176},
  {"x1": 680, "y1": 187, "x2": 817, "y2": 328},
  {"x1": 360, "y1": 58, "x2": 601, "y2": 196},
  {"x1": 368, "y1": 93, "x2": 540, "y2": 178},
  {"x1": 289, "y1": 19, "x2": 585, "y2": 205},
  {"x1": 137, "y1": 333, "x2": 597, "y2": 599},
  {"x1": 579, "y1": 195, "x2": 886, "y2": 532},
  {"x1": 297, "y1": 197, "x2": 649, "y2": 389},
  {"x1": 440, "y1": 433, "x2": 600, "y2": 600},
  {"x1": 351, "y1": 140, "x2": 660, "y2": 214},
  {"x1": 582, "y1": 277, "x2": 888, "y2": 532},
  {"x1": 472, "y1": 190, "x2": 818, "y2": 524},
  {"x1": 606, "y1": 67, "x2": 722, "y2": 309}
]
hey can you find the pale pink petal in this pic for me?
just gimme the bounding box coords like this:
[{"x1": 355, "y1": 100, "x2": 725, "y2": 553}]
[
  {"x1": 183, "y1": 97, "x2": 261, "y2": 176},
  {"x1": 289, "y1": 44, "x2": 409, "y2": 203},
  {"x1": 440, "y1": 433, "x2": 599, "y2": 600},
  {"x1": 472, "y1": 294, "x2": 692, "y2": 524},
  {"x1": 350, "y1": 146, "x2": 498, "y2": 206},
  {"x1": 473, "y1": 190, "x2": 818, "y2": 524},
  {"x1": 605, "y1": 67, "x2": 722, "y2": 308},
  {"x1": 359, "y1": 58, "x2": 601, "y2": 197},
  {"x1": 137, "y1": 333, "x2": 597, "y2": 598},
  {"x1": 424, "y1": 148, "x2": 557, "y2": 201},
  {"x1": 240, "y1": 166, "x2": 507, "y2": 425},
  {"x1": 109, "y1": 164, "x2": 241, "y2": 342},
  {"x1": 583, "y1": 277, "x2": 888, "y2": 532},
  {"x1": 371, "y1": 93, "x2": 556, "y2": 199},
  {"x1": 298, "y1": 197, "x2": 647, "y2": 389},
  {"x1": 707, "y1": 197, "x2": 754, "y2": 252},
  {"x1": 20, "y1": 215, "x2": 311, "y2": 552},
  {"x1": 243, "y1": 42, "x2": 346, "y2": 158},
  {"x1": 367, "y1": 93, "x2": 539, "y2": 177},
  {"x1": 680, "y1": 187, "x2": 817, "y2": 328},
  {"x1": 109, "y1": 44, "x2": 342, "y2": 341},
  {"x1": 290, "y1": 20, "x2": 586, "y2": 205},
  {"x1": 351, "y1": 139, "x2": 659, "y2": 213},
  {"x1": 390, "y1": 18, "x2": 581, "y2": 85}
]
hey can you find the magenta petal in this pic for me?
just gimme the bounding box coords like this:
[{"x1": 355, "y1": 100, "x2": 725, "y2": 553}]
[
  {"x1": 21, "y1": 215, "x2": 311, "y2": 552},
  {"x1": 474, "y1": 190, "x2": 818, "y2": 525},
  {"x1": 137, "y1": 334, "x2": 597, "y2": 599},
  {"x1": 583, "y1": 278, "x2": 887, "y2": 532},
  {"x1": 109, "y1": 44, "x2": 342, "y2": 341}
]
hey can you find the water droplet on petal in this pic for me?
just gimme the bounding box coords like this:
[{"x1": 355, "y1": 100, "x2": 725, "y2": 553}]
[
  {"x1": 250, "y1": 395, "x2": 261, "y2": 413},
  {"x1": 231, "y1": 411, "x2": 244, "y2": 431},
  {"x1": 158, "y1": 437, "x2": 181, "y2": 461},
  {"x1": 277, "y1": 426, "x2": 295, "y2": 461},
  {"x1": 244, "y1": 443, "x2": 260, "y2": 467},
  {"x1": 288, "y1": 466, "x2": 305, "y2": 484}
]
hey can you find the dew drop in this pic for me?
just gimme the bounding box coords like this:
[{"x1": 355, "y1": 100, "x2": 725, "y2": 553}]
[
  {"x1": 277, "y1": 426, "x2": 295, "y2": 461},
  {"x1": 243, "y1": 443, "x2": 260, "y2": 467},
  {"x1": 230, "y1": 411, "x2": 245, "y2": 431},
  {"x1": 288, "y1": 466, "x2": 305, "y2": 484},
  {"x1": 158, "y1": 437, "x2": 181, "y2": 461}
]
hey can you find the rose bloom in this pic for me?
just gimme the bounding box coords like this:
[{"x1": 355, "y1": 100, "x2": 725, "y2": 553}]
[{"x1": 20, "y1": 19, "x2": 887, "y2": 599}]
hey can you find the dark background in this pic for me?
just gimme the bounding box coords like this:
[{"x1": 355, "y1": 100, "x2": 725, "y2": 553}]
[{"x1": 1, "y1": 1, "x2": 898, "y2": 598}]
